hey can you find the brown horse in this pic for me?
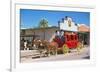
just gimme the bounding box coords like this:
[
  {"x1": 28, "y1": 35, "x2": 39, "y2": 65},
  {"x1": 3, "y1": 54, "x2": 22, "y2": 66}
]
[
  {"x1": 32, "y1": 39, "x2": 48, "y2": 57},
  {"x1": 45, "y1": 40, "x2": 58, "y2": 56},
  {"x1": 32, "y1": 39, "x2": 58, "y2": 57}
]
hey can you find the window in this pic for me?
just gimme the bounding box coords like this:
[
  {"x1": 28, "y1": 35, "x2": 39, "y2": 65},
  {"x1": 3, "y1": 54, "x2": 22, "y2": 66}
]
[{"x1": 71, "y1": 35, "x2": 73, "y2": 40}]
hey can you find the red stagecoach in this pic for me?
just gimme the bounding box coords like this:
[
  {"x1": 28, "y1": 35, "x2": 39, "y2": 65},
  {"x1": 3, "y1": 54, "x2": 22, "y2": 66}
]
[
  {"x1": 64, "y1": 32, "x2": 78, "y2": 49},
  {"x1": 53, "y1": 30, "x2": 81, "y2": 53}
]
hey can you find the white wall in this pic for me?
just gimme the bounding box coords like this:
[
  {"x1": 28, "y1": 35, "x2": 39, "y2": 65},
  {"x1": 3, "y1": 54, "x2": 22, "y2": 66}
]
[
  {"x1": 15, "y1": 0, "x2": 96, "y2": 6},
  {"x1": 0, "y1": 0, "x2": 99, "y2": 72},
  {"x1": 60, "y1": 17, "x2": 78, "y2": 31}
]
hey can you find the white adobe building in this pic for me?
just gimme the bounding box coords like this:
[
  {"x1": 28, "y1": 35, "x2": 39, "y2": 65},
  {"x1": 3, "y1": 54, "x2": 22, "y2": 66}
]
[{"x1": 59, "y1": 16, "x2": 78, "y2": 32}]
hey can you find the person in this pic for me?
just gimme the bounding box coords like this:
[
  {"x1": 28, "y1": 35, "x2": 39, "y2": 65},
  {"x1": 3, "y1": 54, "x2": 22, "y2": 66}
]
[
  {"x1": 60, "y1": 30, "x2": 65, "y2": 47},
  {"x1": 54, "y1": 30, "x2": 65, "y2": 47},
  {"x1": 20, "y1": 38, "x2": 25, "y2": 50},
  {"x1": 24, "y1": 40, "x2": 27, "y2": 50},
  {"x1": 60, "y1": 30, "x2": 64, "y2": 37},
  {"x1": 56, "y1": 30, "x2": 60, "y2": 37}
]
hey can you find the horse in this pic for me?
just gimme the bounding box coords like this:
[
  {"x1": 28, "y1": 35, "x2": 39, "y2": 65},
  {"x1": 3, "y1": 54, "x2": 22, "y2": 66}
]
[
  {"x1": 47, "y1": 41, "x2": 58, "y2": 56},
  {"x1": 32, "y1": 39, "x2": 58, "y2": 57},
  {"x1": 32, "y1": 39, "x2": 48, "y2": 57}
]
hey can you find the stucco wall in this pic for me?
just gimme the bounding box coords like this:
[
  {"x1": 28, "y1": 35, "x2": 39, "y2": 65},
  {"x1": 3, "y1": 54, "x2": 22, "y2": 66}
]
[
  {"x1": 60, "y1": 17, "x2": 78, "y2": 31},
  {"x1": 21, "y1": 27, "x2": 58, "y2": 41}
]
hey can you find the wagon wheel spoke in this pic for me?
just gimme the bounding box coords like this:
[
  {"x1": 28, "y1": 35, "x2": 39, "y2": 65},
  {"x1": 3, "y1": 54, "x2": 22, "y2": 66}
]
[{"x1": 62, "y1": 44, "x2": 69, "y2": 54}]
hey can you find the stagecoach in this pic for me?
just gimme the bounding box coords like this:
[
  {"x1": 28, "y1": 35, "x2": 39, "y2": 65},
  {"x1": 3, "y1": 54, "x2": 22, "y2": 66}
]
[{"x1": 53, "y1": 30, "x2": 82, "y2": 54}]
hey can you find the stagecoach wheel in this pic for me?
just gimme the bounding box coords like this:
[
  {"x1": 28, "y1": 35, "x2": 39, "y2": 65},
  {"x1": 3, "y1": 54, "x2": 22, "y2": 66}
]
[
  {"x1": 77, "y1": 42, "x2": 82, "y2": 53},
  {"x1": 62, "y1": 44, "x2": 69, "y2": 54}
]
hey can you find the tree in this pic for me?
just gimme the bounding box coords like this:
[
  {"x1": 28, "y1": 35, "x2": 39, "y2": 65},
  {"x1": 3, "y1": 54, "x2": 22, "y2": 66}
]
[
  {"x1": 39, "y1": 19, "x2": 49, "y2": 40},
  {"x1": 39, "y1": 19, "x2": 48, "y2": 28}
]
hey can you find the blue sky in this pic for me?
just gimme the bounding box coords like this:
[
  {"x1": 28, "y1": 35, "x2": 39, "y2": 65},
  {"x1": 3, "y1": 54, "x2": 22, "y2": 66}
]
[{"x1": 20, "y1": 9, "x2": 90, "y2": 29}]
